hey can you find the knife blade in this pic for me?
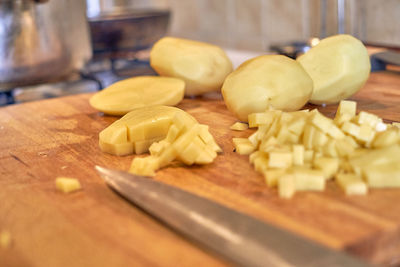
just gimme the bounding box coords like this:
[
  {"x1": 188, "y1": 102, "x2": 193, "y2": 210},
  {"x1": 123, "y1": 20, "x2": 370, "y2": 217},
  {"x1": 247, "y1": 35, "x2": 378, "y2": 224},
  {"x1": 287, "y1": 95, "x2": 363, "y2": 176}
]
[{"x1": 95, "y1": 166, "x2": 370, "y2": 267}]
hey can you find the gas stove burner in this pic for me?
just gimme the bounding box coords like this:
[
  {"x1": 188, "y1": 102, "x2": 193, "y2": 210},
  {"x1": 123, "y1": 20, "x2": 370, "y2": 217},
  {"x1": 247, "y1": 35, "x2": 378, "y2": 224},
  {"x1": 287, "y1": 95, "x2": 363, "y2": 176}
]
[
  {"x1": 110, "y1": 58, "x2": 156, "y2": 77},
  {"x1": 1, "y1": 72, "x2": 102, "y2": 106}
]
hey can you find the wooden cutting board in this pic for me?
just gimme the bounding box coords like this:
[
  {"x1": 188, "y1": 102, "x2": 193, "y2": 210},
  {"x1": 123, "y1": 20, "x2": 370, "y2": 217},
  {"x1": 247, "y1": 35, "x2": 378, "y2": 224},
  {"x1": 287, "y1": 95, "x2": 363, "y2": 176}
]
[{"x1": 1, "y1": 70, "x2": 400, "y2": 267}]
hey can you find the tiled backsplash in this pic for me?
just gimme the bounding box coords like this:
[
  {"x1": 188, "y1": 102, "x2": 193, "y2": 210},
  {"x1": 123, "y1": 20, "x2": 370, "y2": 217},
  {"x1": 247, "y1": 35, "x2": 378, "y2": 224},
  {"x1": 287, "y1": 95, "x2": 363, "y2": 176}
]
[{"x1": 127, "y1": 0, "x2": 400, "y2": 51}]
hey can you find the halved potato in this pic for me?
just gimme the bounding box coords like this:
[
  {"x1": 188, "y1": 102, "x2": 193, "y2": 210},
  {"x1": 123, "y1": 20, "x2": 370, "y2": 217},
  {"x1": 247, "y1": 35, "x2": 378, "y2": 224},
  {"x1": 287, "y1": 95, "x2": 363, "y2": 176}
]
[
  {"x1": 297, "y1": 34, "x2": 370, "y2": 105},
  {"x1": 222, "y1": 55, "x2": 313, "y2": 122},
  {"x1": 89, "y1": 76, "x2": 185, "y2": 115},
  {"x1": 150, "y1": 37, "x2": 233, "y2": 96}
]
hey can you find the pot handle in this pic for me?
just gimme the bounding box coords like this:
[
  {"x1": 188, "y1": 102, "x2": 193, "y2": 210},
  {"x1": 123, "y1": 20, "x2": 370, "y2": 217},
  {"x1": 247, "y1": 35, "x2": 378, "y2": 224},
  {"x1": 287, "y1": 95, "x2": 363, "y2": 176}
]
[{"x1": 33, "y1": 0, "x2": 49, "y2": 3}]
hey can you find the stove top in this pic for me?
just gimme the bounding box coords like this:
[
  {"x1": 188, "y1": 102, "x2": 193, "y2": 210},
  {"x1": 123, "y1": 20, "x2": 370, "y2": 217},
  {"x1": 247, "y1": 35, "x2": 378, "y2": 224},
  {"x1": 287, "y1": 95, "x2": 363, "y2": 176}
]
[{"x1": 0, "y1": 51, "x2": 156, "y2": 106}]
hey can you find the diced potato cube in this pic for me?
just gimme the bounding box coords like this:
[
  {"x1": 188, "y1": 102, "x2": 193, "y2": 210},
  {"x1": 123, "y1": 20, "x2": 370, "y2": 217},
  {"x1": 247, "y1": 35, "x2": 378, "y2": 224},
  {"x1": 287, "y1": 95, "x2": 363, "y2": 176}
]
[
  {"x1": 363, "y1": 163, "x2": 400, "y2": 188},
  {"x1": 0, "y1": 231, "x2": 11, "y2": 249},
  {"x1": 310, "y1": 110, "x2": 332, "y2": 132},
  {"x1": 149, "y1": 140, "x2": 170, "y2": 156},
  {"x1": 291, "y1": 169, "x2": 325, "y2": 191},
  {"x1": 158, "y1": 146, "x2": 177, "y2": 168},
  {"x1": 302, "y1": 125, "x2": 317, "y2": 149},
  {"x1": 357, "y1": 124, "x2": 376, "y2": 144},
  {"x1": 287, "y1": 132, "x2": 301, "y2": 144},
  {"x1": 280, "y1": 112, "x2": 294, "y2": 123},
  {"x1": 248, "y1": 131, "x2": 260, "y2": 147},
  {"x1": 99, "y1": 141, "x2": 134, "y2": 157},
  {"x1": 248, "y1": 112, "x2": 273, "y2": 128},
  {"x1": 304, "y1": 150, "x2": 314, "y2": 163},
  {"x1": 276, "y1": 124, "x2": 290, "y2": 144},
  {"x1": 371, "y1": 128, "x2": 399, "y2": 148},
  {"x1": 347, "y1": 148, "x2": 368, "y2": 159},
  {"x1": 263, "y1": 117, "x2": 280, "y2": 140},
  {"x1": 328, "y1": 125, "x2": 345, "y2": 139},
  {"x1": 336, "y1": 173, "x2": 367, "y2": 195},
  {"x1": 253, "y1": 155, "x2": 269, "y2": 173},
  {"x1": 173, "y1": 124, "x2": 201, "y2": 152},
  {"x1": 354, "y1": 111, "x2": 382, "y2": 128},
  {"x1": 198, "y1": 125, "x2": 222, "y2": 153},
  {"x1": 259, "y1": 136, "x2": 279, "y2": 153},
  {"x1": 135, "y1": 137, "x2": 163, "y2": 154},
  {"x1": 313, "y1": 157, "x2": 339, "y2": 180},
  {"x1": 339, "y1": 160, "x2": 354, "y2": 172},
  {"x1": 349, "y1": 145, "x2": 400, "y2": 177},
  {"x1": 195, "y1": 148, "x2": 216, "y2": 165},
  {"x1": 334, "y1": 113, "x2": 353, "y2": 126},
  {"x1": 287, "y1": 118, "x2": 306, "y2": 136},
  {"x1": 336, "y1": 100, "x2": 357, "y2": 117},
  {"x1": 312, "y1": 129, "x2": 329, "y2": 150},
  {"x1": 292, "y1": 145, "x2": 304, "y2": 166},
  {"x1": 341, "y1": 121, "x2": 360, "y2": 137},
  {"x1": 129, "y1": 156, "x2": 160, "y2": 177},
  {"x1": 230, "y1": 122, "x2": 249, "y2": 131},
  {"x1": 335, "y1": 139, "x2": 355, "y2": 157},
  {"x1": 178, "y1": 136, "x2": 205, "y2": 165},
  {"x1": 392, "y1": 122, "x2": 400, "y2": 129},
  {"x1": 310, "y1": 111, "x2": 345, "y2": 139},
  {"x1": 198, "y1": 125, "x2": 213, "y2": 143},
  {"x1": 165, "y1": 125, "x2": 181, "y2": 143},
  {"x1": 249, "y1": 151, "x2": 262, "y2": 164},
  {"x1": 55, "y1": 177, "x2": 81, "y2": 193},
  {"x1": 278, "y1": 174, "x2": 296, "y2": 199},
  {"x1": 264, "y1": 168, "x2": 286, "y2": 187},
  {"x1": 268, "y1": 151, "x2": 292, "y2": 168},
  {"x1": 233, "y1": 138, "x2": 255, "y2": 155},
  {"x1": 344, "y1": 135, "x2": 359, "y2": 148},
  {"x1": 323, "y1": 139, "x2": 338, "y2": 158},
  {"x1": 375, "y1": 122, "x2": 388, "y2": 132}
]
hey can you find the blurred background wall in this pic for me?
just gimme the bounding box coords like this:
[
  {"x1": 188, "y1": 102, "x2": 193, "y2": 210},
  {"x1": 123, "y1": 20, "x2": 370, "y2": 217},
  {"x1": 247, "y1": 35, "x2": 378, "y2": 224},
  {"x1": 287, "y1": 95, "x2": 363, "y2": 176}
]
[{"x1": 97, "y1": 0, "x2": 400, "y2": 51}]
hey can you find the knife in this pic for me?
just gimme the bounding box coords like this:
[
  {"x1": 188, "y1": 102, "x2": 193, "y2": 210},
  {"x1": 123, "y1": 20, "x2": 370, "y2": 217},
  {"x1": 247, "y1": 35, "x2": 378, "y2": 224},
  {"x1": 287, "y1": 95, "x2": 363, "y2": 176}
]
[{"x1": 95, "y1": 166, "x2": 371, "y2": 267}]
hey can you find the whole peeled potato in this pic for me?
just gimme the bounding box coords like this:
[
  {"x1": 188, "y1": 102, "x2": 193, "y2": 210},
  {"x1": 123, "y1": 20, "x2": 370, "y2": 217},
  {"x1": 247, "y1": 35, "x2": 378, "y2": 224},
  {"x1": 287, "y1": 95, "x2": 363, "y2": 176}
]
[
  {"x1": 150, "y1": 37, "x2": 233, "y2": 96},
  {"x1": 297, "y1": 34, "x2": 370, "y2": 105},
  {"x1": 222, "y1": 55, "x2": 313, "y2": 122}
]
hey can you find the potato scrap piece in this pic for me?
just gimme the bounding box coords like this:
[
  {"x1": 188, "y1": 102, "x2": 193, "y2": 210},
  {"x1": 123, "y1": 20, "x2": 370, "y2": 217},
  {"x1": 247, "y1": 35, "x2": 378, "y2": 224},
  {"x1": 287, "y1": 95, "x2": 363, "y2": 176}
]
[
  {"x1": 278, "y1": 174, "x2": 296, "y2": 199},
  {"x1": 233, "y1": 138, "x2": 255, "y2": 155},
  {"x1": 55, "y1": 177, "x2": 81, "y2": 193},
  {"x1": 336, "y1": 173, "x2": 367, "y2": 195},
  {"x1": 230, "y1": 122, "x2": 249, "y2": 131}
]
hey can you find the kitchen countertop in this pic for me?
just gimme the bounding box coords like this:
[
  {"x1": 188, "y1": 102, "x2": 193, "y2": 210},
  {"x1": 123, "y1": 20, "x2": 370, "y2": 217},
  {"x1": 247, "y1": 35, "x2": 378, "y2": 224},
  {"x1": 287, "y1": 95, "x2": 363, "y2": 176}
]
[{"x1": 1, "y1": 69, "x2": 400, "y2": 266}]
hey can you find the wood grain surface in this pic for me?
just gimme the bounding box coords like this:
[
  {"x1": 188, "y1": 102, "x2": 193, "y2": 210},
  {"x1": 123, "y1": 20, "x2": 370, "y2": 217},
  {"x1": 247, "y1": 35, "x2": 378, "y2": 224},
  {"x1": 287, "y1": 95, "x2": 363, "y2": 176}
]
[{"x1": 1, "y1": 70, "x2": 400, "y2": 267}]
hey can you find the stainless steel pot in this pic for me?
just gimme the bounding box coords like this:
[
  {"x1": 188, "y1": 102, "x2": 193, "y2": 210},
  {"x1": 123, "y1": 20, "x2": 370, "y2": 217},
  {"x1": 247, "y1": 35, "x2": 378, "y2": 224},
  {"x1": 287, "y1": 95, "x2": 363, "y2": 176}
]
[
  {"x1": 88, "y1": 9, "x2": 170, "y2": 57},
  {"x1": 86, "y1": 0, "x2": 170, "y2": 59},
  {"x1": 0, "y1": 0, "x2": 92, "y2": 91}
]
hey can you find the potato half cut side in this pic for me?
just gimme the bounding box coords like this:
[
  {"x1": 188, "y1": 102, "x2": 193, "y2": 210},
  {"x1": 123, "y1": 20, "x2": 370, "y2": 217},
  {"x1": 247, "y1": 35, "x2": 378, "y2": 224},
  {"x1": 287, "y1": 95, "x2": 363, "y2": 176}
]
[{"x1": 90, "y1": 76, "x2": 185, "y2": 116}]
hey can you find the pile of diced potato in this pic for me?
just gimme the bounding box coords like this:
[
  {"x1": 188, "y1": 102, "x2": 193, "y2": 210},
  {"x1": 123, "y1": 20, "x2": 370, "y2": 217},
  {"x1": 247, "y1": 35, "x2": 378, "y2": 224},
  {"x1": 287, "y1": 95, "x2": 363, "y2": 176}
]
[
  {"x1": 130, "y1": 112, "x2": 222, "y2": 177},
  {"x1": 232, "y1": 100, "x2": 400, "y2": 198}
]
